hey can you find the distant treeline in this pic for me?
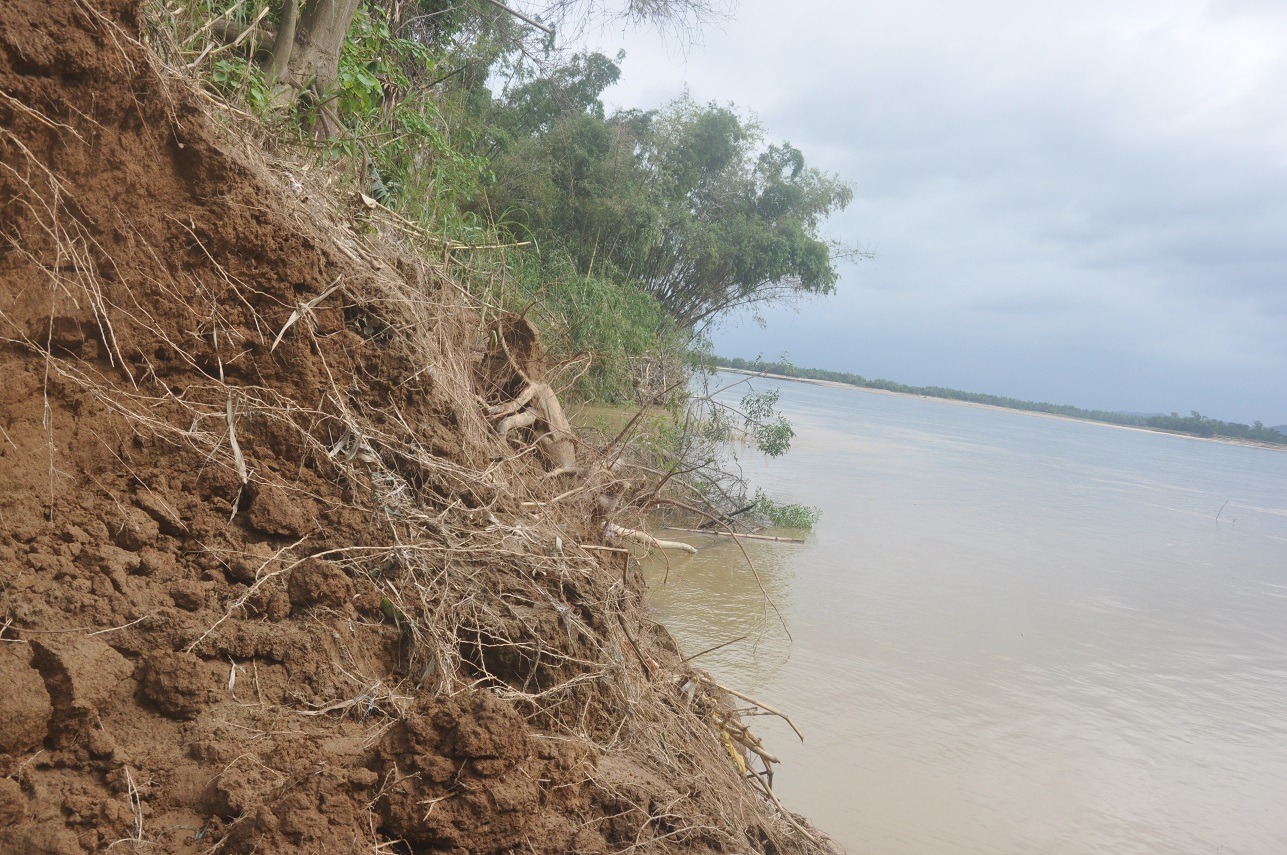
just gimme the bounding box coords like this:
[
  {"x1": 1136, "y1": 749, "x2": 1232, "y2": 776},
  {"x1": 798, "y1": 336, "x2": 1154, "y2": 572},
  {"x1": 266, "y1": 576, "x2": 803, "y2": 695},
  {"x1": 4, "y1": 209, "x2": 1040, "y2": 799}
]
[{"x1": 717, "y1": 357, "x2": 1287, "y2": 446}]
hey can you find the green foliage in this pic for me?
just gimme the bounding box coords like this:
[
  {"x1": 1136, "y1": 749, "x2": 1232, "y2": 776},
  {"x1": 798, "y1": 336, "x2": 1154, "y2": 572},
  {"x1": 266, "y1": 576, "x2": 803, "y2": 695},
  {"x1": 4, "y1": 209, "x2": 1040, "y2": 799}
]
[
  {"x1": 481, "y1": 57, "x2": 853, "y2": 330},
  {"x1": 634, "y1": 97, "x2": 853, "y2": 328},
  {"x1": 683, "y1": 369, "x2": 799, "y2": 459},
  {"x1": 740, "y1": 388, "x2": 794, "y2": 457},
  {"x1": 498, "y1": 50, "x2": 625, "y2": 134},
  {"x1": 752, "y1": 489, "x2": 820, "y2": 529},
  {"x1": 390, "y1": 115, "x2": 493, "y2": 238},
  {"x1": 479, "y1": 53, "x2": 656, "y2": 283},
  {"x1": 485, "y1": 109, "x2": 657, "y2": 276},
  {"x1": 303, "y1": 5, "x2": 493, "y2": 235},
  {"x1": 209, "y1": 56, "x2": 272, "y2": 113},
  {"x1": 333, "y1": 9, "x2": 399, "y2": 119},
  {"x1": 498, "y1": 249, "x2": 679, "y2": 402}
]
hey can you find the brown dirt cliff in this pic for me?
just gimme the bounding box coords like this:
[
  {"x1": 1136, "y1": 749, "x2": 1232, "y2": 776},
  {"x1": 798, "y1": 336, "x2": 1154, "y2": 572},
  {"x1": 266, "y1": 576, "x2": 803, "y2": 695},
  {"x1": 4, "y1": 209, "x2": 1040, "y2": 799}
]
[{"x1": 0, "y1": 1, "x2": 833, "y2": 853}]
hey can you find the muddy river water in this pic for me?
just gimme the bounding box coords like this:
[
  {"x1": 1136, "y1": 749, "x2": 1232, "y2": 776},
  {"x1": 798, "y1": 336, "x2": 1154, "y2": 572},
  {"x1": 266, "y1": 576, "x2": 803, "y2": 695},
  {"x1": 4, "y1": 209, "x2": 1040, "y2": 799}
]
[{"x1": 644, "y1": 376, "x2": 1287, "y2": 853}]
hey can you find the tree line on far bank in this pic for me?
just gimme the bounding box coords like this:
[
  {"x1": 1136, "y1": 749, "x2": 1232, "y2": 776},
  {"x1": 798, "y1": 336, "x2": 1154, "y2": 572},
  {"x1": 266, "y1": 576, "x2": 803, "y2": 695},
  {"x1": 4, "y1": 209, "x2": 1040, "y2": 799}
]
[{"x1": 717, "y1": 356, "x2": 1287, "y2": 446}]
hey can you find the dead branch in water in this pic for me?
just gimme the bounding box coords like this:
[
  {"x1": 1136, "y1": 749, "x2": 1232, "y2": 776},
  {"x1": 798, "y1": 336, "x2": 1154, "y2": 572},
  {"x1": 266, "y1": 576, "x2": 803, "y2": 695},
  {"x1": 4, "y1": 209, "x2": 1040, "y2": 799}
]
[
  {"x1": 715, "y1": 682, "x2": 805, "y2": 743},
  {"x1": 662, "y1": 526, "x2": 805, "y2": 544},
  {"x1": 681, "y1": 634, "x2": 749, "y2": 664}
]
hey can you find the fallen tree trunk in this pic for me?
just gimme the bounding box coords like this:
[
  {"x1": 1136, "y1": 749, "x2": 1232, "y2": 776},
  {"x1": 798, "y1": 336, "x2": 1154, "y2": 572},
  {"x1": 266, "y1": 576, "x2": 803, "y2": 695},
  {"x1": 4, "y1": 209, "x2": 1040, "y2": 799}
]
[{"x1": 662, "y1": 526, "x2": 805, "y2": 544}]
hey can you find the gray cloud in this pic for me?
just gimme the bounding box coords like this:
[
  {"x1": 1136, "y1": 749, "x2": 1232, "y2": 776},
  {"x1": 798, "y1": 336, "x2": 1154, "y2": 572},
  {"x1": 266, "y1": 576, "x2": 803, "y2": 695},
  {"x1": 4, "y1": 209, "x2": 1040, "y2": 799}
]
[{"x1": 582, "y1": 0, "x2": 1287, "y2": 423}]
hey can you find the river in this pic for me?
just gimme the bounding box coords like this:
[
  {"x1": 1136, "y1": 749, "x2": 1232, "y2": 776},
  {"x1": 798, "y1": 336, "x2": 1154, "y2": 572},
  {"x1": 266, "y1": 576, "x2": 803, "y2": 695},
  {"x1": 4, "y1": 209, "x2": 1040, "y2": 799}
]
[{"x1": 644, "y1": 375, "x2": 1287, "y2": 854}]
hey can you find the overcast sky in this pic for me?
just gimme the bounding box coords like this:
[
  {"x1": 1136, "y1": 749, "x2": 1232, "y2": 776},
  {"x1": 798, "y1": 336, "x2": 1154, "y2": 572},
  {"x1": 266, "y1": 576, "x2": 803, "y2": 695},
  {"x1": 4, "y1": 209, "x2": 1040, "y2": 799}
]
[{"x1": 577, "y1": 0, "x2": 1287, "y2": 425}]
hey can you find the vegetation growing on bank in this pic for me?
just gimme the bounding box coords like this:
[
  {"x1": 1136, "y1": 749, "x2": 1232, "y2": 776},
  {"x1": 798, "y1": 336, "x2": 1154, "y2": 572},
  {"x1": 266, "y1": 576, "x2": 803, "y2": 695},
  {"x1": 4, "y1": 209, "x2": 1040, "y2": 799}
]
[
  {"x1": 160, "y1": 0, "x2": 852, "y2": 407},
  {"x1": 153, "y1": 0, "x2": 843, "y2": 527},
  {"x1": 718, "y1": 356, "x2": 1287, "y2": 446}
]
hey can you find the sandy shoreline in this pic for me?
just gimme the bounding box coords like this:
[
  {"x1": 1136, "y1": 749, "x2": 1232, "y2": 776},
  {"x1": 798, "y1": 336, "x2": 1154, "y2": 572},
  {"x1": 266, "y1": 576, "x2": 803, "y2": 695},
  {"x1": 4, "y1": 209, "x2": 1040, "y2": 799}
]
[{"x1": 719, "y1": 368, "x2": 1287, "y2": 453}]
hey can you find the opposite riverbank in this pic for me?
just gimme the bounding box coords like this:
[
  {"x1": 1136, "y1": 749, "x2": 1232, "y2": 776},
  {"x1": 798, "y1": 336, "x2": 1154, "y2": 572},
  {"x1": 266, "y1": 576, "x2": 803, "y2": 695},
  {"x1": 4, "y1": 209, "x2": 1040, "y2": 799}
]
[{"x1": 720, "y1": 368, "x2": 1287, "y2": 452}]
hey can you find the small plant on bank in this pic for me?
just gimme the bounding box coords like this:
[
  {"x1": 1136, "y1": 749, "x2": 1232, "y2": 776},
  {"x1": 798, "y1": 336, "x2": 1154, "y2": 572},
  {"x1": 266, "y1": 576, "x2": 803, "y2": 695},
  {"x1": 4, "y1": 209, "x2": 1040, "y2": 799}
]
[{"x1": 209, "y1": 56, "x2": 273, "y2": 114}]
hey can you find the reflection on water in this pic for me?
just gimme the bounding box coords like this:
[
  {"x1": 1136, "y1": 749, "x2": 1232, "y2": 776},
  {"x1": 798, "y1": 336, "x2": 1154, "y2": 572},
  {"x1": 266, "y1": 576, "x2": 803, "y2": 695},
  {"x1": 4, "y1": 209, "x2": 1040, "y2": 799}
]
[{"x1": 644, "y1": 377, "x2": 1287, "y2": 854}]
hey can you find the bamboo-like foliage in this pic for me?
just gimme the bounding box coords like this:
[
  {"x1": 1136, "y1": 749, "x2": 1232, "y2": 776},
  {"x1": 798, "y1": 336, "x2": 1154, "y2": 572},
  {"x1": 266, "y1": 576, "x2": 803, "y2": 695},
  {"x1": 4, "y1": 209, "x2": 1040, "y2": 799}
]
[{"x1": 485, "y1": 58, "x2": 859, "y2": 331}]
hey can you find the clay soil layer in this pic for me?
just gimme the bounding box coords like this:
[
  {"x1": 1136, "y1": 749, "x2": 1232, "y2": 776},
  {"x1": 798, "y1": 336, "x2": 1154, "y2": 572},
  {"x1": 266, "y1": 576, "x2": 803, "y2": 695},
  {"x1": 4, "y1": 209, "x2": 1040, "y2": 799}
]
[{"x1": 0, "y1": 2, "x2": 833, "y2": 853}]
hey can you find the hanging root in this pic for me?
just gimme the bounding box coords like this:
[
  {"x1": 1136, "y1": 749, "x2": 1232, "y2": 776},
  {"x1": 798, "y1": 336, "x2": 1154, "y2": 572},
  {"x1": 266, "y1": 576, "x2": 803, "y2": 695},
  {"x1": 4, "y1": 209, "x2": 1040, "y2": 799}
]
[{"x1": 480, "y1": 315, "x2": 578, "y2": 473}]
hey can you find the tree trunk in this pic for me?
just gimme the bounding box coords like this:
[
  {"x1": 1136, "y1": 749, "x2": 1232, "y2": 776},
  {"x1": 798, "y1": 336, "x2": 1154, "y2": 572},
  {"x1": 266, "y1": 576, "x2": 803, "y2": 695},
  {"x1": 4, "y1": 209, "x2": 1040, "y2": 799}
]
[
  {"x1": 264, "y1": 0, "x2": 300, "y2": 87},
  {"x1": 264, "y1": 0, "x2": 362, "y2": 137}
]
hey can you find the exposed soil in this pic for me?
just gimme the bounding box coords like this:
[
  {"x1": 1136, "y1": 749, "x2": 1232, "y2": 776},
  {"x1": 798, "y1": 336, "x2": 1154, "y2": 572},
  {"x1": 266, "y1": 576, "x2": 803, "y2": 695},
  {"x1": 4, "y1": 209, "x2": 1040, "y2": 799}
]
[{"x1": 0, "y1": 2, "x2": 833, "y2": 853}]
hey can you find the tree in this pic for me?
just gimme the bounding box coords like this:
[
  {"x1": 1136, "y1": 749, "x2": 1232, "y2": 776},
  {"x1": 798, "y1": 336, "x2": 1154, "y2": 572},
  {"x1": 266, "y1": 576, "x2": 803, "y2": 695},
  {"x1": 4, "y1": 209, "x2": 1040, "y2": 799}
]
[
  {"x1": 485, "y1": 80, "x2": 856, "y2": 330},
  {"x1": 634, "y1": 98, "x2": 856, "y2": 327},
  {"x1": 262, "y1": 0, "x2": 364, "y2": 134},
  {"x1": 482, "y1": 52, "x2": 659, "y2": 274},
  {"x1": 496, "y1": 50, "x2": 625, "y2": 135},
  {"x1": 247, "y1": 0, "x2": 725, "y2": 137}
]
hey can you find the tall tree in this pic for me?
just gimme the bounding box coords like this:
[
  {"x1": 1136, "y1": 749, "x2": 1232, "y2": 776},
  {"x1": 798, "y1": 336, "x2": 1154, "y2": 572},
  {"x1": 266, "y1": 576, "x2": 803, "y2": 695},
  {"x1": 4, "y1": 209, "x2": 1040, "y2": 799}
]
[
  {"x1": 263, "y1": 0, "x2": 364, "y2": 135},
  {"x1": 637, "y1": 105, "x2": 855, "y2": 327},
  {"x1": 252, "y1": 0, "x2": 736, "y2": 134},
  {"x1": 485, "y1": 77, "x2": 855, "y2": 329}
]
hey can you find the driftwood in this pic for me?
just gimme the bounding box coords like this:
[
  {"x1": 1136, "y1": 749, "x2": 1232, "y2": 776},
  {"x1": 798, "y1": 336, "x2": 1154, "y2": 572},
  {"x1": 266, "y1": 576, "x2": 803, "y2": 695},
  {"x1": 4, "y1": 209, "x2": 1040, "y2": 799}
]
[
  {"x1": 661, "y1": 526, "x2": 804, "y2": 544},
  {"x1": 714, "y1": 683, "x2": 804, "y2": 742},
  {"x1": 607, "y1": 523, "x2": 697, "y2": 554}
]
